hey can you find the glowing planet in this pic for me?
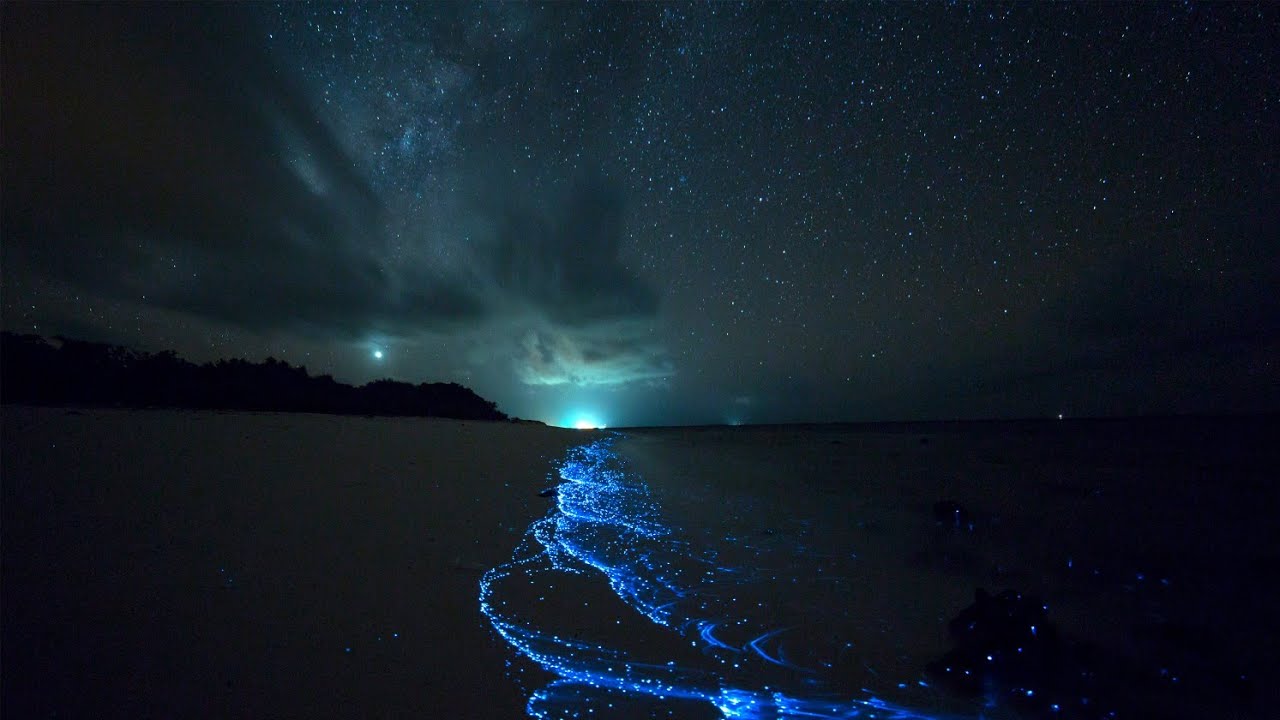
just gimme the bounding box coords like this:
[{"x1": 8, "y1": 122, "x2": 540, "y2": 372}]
[{"x1": 373, "y1": 349, "x2": 384, "y2": 360}]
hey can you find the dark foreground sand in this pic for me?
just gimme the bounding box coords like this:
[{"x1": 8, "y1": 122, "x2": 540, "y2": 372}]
[
  {"x1": 5, "y1": 409, "x2": 1278, "y2": 719},
  {"x1": 2, "y1": 407, "x2": 589, "y2": 719}
]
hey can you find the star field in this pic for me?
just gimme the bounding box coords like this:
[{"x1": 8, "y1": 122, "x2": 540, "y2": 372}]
[{"x1": 2, "y1": 2, "x2": 1276, "y2": 425}]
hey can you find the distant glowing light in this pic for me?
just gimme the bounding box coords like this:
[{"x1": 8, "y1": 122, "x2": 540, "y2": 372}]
[
  {"x1": 566, "y1": 413, "x2": 605, "y2": 430},
  {"x1": 373, "y1": 349, "x2": 384, "y2": 360}
]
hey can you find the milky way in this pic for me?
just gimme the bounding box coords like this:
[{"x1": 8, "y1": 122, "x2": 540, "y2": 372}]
[{"x1": 3, "y1": 3, "x2": 1277, "y2": 425}]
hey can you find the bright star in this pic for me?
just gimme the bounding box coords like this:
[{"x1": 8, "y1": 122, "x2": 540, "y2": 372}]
[{"x1": 373, "y1": 349, "x2": 384, "y2": 360}]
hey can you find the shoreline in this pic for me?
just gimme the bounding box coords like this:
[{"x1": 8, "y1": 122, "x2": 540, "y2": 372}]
[
  {"x1": 2, "y1": 407, "x2": 592, "y2": 719},
  {"x1": 5, "y1": 409, "x2": 1273, "y2": 718}
]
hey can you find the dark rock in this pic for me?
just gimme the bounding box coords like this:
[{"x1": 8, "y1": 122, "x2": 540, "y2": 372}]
[{"x1": 537, "y1": 486, "x2": 558, "y2": 498}]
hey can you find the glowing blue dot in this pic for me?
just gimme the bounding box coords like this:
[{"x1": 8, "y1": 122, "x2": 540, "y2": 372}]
[
  {"x1": 478, "y1": 437, "x2": 938, "y2": 719},
  {"x1": 373, "y1": 350, "x2": 383, "y2": 360}
]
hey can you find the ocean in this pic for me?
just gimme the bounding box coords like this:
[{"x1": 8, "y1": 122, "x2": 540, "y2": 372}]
[
  {"x1": 3, "y1": 409, "x2": 1274, "y2": 718},
  {"x1": 483, "y1": 417, "x2": 1278, "y2": 719}
]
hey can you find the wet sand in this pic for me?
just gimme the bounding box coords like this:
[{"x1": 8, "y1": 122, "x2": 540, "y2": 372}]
[
  {"x1": 5, "y1": 409, "x2": 1276, "y2": 719},
  {"x1": 615, "y1": 419, "x2": 1280, "y2": 718}
]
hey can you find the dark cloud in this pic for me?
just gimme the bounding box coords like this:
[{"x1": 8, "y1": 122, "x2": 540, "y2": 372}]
[
  {"x1": 887, "y1": 248, "x2": 1280, "y2": 420},
  {"x1": 474, "y1": 178, "x2": 669, "y2": 386},
  {"x1": 2, "y1": 4, "x2": 482, "y2": 338},
  {"x1": 9, "y1": 2, "x2": 1271, "y2": 425},
  {"x1": 1041, "y1": 249, "x2": 1280, "y2": 367},
  {"x1": 1, "y1": 1, "x2": 669, "y2": 381},
  {"x1": 487, "y1": 180, "x2": 659, "y2": 327}
]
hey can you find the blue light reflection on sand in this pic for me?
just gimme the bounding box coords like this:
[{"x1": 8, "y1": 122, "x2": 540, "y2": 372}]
[{"x1": 480, "y1": 439, "x2": 954, "y2": 720}]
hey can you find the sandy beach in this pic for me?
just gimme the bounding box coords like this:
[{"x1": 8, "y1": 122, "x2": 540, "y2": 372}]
[
  {"x1": 5, "y1": 409, "x2": 1276, "y2": 719},
  {"x1": 5, "y1": 2, "x2": 1277, "y2": 718},
  {"x1": 2, "y1": 407, "x2": 590, "y2": 719}
]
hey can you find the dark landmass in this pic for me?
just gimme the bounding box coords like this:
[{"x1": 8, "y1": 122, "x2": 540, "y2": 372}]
[{"x1": 0, "y1": 332, "x2": 507, "y2": 421}]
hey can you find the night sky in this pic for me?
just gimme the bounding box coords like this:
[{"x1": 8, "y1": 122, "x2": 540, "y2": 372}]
[{"x1": 3, "y1": 2, "x2": 1277, "y2": 427}]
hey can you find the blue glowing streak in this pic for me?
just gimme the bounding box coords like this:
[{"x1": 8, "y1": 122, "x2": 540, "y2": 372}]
[
  {"x1": 699, "y1": 621, "x2": 742, "y2": 653},
  {"x1": 480, "y1": 439, "x2": 956, "y2": 720},
  {"x1": 746, "y1": 628, "x2": 811, "y2": 672}
]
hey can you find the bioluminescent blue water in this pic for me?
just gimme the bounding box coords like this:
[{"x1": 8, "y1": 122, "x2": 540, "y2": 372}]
[{"x1": 480, "y1": 439, "x2": 969, "y2": 720}]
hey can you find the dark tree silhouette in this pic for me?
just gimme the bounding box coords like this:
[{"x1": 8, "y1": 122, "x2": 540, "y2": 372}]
[{"x1": 0, "y1": 333, "x2": 508, "y2": 421}]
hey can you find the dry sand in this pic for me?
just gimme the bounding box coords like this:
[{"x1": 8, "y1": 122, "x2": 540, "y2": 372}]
[{"x1": 3, "y1": 407, "x2": 592, "y2": 719}]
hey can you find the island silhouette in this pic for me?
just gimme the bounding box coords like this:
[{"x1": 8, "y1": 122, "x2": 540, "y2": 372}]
[{"x1": 1, "y1": 332, "x2": 510, "y2": 422}]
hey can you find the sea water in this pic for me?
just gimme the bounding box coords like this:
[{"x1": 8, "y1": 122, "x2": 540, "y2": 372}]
[{"x1": 482, "y1": 420, "x2": 1277, "y2": 719}]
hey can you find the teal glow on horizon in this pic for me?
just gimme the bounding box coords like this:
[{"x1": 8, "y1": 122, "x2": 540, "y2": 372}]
[{"x1": 566, "y1": 413, "x2": 606, "y2": 430}]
